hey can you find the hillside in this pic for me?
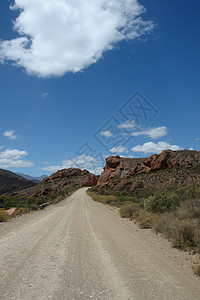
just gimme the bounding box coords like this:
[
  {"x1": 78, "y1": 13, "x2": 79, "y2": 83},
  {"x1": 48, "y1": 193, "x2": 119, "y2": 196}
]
[
  {"x1": 89, "y1": 150, "x2": 200, "y2": 261},
  {"x1": 0, "y1": 167, "x2": 98, "y2": 212},
  {"x1": 0, "y1": 169, "x2": 37, "y2": 195},
  {"x1": 96, "y1": 150, "x2": 200, "y2": 193}
]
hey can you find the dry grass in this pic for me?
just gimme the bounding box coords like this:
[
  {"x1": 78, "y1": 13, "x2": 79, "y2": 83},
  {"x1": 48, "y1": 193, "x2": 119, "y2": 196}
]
[
  {"x1": 170, "y1": 221, "x2": 197, "y2": 249},
  {"x1": 152, "y1": 215, "x2": 200, "y2": 251},
  {"x1": 89, "y1": 185, "x2": 200, "y2": 278},
  {"x1": 137, "y1": 212, "x2": 158, "y2": 229},
  {"x1": 174, "y1": 198, "x2": 200, "y2": 220},
  {"x1": 12, "y1": 207, "x2": 27, "y2": 217},
  {"x1": 0, "y1": 211, "x2": 10, "y2": 222},
  {"x1": 119, "y1": 203, "x2": 156, "y2": 229},
  {"x1": 119, "y1": 201, "x2": 200, "y2": 252},
  {"x1": 87, "y1": 191, "x2": 119, "y2": 206},
  {"x1": 119, "y1": 203, "x2": 138, "y2": 219},
  {"x1": 88, "y1": 187, "x2": 200, "y2": 255},
  {"x1": 192, "y1": 256, "x2": 200, "y2": 276},
  {"x1": 192, "y1": 264, "x2": 200, "y2": 276}
]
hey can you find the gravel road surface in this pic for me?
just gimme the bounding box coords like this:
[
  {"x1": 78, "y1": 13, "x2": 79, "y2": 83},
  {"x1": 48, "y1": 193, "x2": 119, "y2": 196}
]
[{"x1": 0, "y1": 188, "x2": 200, "y2": 300}]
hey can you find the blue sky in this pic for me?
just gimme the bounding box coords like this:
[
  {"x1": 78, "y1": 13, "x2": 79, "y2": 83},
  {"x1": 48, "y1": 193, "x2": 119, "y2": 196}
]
[{"x1": 0, "y1": 0, "x2": 199, "y2": 176}]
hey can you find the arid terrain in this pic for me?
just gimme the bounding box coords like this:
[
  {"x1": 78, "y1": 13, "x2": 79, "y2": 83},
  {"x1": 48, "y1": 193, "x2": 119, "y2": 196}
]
[{"x1": 0, "y1": 188, "x2": 200, "y2": 300}]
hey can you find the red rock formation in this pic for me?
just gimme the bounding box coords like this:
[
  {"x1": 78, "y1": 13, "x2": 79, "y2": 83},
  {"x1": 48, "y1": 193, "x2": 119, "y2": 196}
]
[
  {"x1": 81, "y1": 175, "x2": 98, "y2": 187},
  {"x1": 41, "y1": 168, "x2": 86, "y2": 183},
  {"x1": 97, "y1": 156, "x2": 143, "y2": 186},
  {"x1": 28, "y1": 168, "x2": 97, "y2": 197},
  {"x1": 97, "y1": 150, "x2": 200, "y2": 192},
  {"x1": 113, "y1": 179, "x2": 132, "y2": 192},
  {"x1": 126, "y1": 150, "x2": 200, "y2": 177}
]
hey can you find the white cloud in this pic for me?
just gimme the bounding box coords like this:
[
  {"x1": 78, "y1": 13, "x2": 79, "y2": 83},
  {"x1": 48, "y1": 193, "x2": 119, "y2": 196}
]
[
  {"x1": 41, "y1": 92, "x2": 48, "y2": 99},
  {"x1": 40, "y1": 165, "x2": 61, "y2": 173},
  {"x1": 109, "y1": 145, "x2": 127, "y2": 153},
  {"x1": 40, "y1": 154, "x2": 103, "y2": 175},
  {"x1": 0, "y1": 148, "x2": 34, "y2": 168},
  {"x1": 101, "y1": 131, "x2": 114, "y2": 137},
  {"x1": 118, "y1": 120, "x2": 136, "y2": 129},
  {"x1": 132, "y1": 141, "x2": 183, "y2": 154},
  {"x1": 196, "y1": 138, "x2": 200, "y2": 141},
  {"x1": 131, "y1": 126, "x2": 167, "y2": 139},
  {"x1": 0, "y1": 0, "x2": 153, "y2": 77},
  {"x1": 189, "y1": 147, "x2": 194, "y2": 151},
  {"x1": 3, "y1": 130, "x2": 18, "y2": 140}
]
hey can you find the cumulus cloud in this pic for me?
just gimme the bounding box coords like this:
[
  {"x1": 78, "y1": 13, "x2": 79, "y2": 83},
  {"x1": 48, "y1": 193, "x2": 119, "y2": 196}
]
[
  {"x1": 118, "y1": 120, "x2": 136, "y2": 129},
  {"x1": 0, "y1": 148, "x2": 34, "y2": 168},
  {"x1": 109, "y1": 145, "x2": 127, "y2": 153},
  {"x1": 40, "y1": 154, "x2": 103, "y2": 174},
  {"x1": 40, "y1": 165, "x2": 62, "y2": 173},
  {"x1": 0, "y1": 0, "x2": 153, "y2": 77},
  {"x1": 3, "y1": 130, "x2": 18, "y2": 140},
  {"x1": 132, "y1": 141, "x2": 183, "y2": 154},
  {"x1": 100, "y1": 130, "x2": 114, "y2": 137},
  {"x1": 131, "y1": 126, "x2": 167, "y2": 139}
]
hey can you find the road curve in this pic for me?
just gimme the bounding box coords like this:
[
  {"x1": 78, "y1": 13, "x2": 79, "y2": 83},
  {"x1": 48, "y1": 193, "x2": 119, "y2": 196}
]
[{"x1": 0, "y1": 188, "x2": 200, "y2": 300}]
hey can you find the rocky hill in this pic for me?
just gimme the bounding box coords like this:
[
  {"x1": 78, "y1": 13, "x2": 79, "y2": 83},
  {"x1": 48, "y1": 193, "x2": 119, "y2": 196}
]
[
  {"x1": 96, "y1": 150, "x2": 200, "y2": 193},
  {"x1": 0, "y1": 169, "x2": 37, "y2": 195},
  {"x1": 17, "y1": 167, "x2": 98, "y2": 197}
]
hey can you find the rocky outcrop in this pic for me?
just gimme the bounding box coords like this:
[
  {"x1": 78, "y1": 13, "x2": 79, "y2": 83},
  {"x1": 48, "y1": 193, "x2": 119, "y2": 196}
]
[
  {"x1": 20, "y1": 168, "x2": 98, "y2": 197},
  {"x1": 126, "y1": 150, "x2": 200, "y2": 177},
  {"x1": 81, "y1": 174, "x2": 98, "y2": 187},
  {"x1": 42, "y1": 168, "x2": 89, "y2": 183},
  {"x1": 97, "y1": 156, "x2": 143, "y2": 185},
  {"x1": 96, "y1": 150, "x2": 200, "y2": 192}
]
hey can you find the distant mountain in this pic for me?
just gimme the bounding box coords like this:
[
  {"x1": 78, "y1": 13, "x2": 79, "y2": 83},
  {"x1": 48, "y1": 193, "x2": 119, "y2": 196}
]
[
  {"x1": 16, "y1": 173, "x2": 47, "y2": 183},
  {"x1": 0, "y1": 169, "x2": 37, "y2": 195}
]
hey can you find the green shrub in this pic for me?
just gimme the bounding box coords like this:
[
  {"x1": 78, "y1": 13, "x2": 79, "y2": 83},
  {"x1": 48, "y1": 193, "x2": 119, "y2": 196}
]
[{"x1": 144, "y1": 191, "x2": 180, "y2": 213}]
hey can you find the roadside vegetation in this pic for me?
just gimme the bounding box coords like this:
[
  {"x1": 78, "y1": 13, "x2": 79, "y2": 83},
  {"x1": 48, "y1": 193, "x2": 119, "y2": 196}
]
[
  {"x1": 0, "y1": 184, "x2": 79, "y2": 221},
  {"x1": 88, "y1": 185, "x2": 200, "y2": 276}
]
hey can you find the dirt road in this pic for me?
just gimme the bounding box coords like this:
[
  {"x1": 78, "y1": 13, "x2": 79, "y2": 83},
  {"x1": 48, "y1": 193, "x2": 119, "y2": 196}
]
[{"x1": 0, "y1": 188, "x2": 200, "y2": 299}]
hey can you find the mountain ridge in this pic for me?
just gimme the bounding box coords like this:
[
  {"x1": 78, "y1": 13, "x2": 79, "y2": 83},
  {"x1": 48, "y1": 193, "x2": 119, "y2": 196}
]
[{"x1": 16, "y1": 172, "x2": 47, "y2": 183}]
